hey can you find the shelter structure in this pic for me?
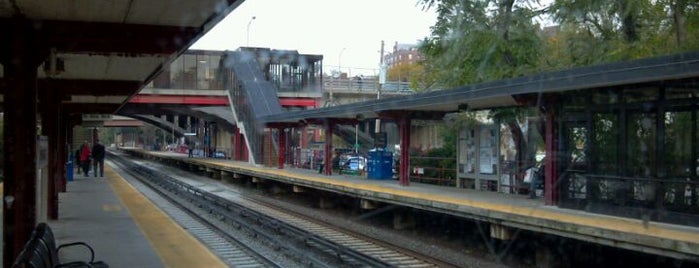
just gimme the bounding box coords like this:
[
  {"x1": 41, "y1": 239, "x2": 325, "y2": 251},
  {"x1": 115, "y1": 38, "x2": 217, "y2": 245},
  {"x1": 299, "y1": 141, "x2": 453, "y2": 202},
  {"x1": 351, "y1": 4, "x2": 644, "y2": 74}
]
[
  {"x1": 0, "y1": 0, "x2": 244, "y2": 265},
  {"x1": 260, "y1": 51, "x2": 699, "y2": 226}
]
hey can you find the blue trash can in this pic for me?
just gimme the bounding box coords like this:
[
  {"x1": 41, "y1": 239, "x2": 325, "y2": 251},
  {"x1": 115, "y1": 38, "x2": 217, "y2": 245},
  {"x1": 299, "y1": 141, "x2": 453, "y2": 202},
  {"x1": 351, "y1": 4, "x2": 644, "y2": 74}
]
[
  {"x1": 368, "y1": 150, "x2": 393, "y2": 180},
  {"x1": 66, "y1": 161, "x2": 74, "y2": 181}
]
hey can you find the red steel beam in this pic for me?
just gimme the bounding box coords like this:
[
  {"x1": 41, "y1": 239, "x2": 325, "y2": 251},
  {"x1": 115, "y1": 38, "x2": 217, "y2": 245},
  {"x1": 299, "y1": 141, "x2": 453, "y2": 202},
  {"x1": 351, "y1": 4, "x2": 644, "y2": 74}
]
[
  {"x1": 545, "y1": 105, "x2": 558, "y2": 205},
  {"x1": 279, "y1": 98, "x2": 317, "y2": 107},
  {"x1": 103, "y1": 120, "x2": 145, "y2": 127},
  {"x1": 324, "y1": 121, "x2": 333, "y2": 176},
  {"x1": 399, "y1": 115, "x2": 411, "y2": 186},
  {"x1": 278, "y1": 127, "x2": 286, "y2": 169},
  {"x1": 129, "y1": 95, "x2": 229, "y2": 105}
]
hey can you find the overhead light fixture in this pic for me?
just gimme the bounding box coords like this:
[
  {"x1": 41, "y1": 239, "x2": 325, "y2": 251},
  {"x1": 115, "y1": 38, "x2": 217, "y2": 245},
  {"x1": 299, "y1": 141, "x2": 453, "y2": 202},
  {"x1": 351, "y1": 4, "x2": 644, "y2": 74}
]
[{"x1": 43, "y1": 48, "x2": 64, "y2": 77}]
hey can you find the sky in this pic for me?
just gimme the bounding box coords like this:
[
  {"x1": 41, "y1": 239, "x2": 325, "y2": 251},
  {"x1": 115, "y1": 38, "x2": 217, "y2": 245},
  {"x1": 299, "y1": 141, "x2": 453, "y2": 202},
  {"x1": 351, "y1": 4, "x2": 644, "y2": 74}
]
[{"x1": 191, "y1": 0, "x2": 437, "y2": 75}]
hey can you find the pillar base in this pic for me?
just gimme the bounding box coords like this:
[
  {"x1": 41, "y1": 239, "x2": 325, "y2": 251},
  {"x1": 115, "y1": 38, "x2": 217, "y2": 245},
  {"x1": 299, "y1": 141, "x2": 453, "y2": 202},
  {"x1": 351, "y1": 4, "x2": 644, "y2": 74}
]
[
  {"x1": 221, "y1": 171, "x2": 234, "y2": 183},
  {"x1": 490, "y1": 224, "x2": 512, "y2": 240},
  {"x1": 535, "y1": 246, "x2": 564, "y2": 268},
  {"x1": 293, "y1": 185, "x2": 306, "y2": 193},
  {"x1": 360, "y1": 199, "x2": 376, "y2": 210},
  {"x1": 392, "y1": 212, "x2": 416, "y2": 230},
  {"x1": 319, "y1": 197, "x2": 335, "y2": 209}
]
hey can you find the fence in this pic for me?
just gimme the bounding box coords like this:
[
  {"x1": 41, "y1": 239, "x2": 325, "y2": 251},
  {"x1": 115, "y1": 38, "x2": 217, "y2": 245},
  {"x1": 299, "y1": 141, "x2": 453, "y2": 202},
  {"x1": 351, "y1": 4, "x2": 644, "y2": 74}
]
[
  {"x1": 409, "y1": 156, "x2": 457, "y2": 186},
  {"x1": 324, "y1": 78, "x2": 412, "y2": 92}
]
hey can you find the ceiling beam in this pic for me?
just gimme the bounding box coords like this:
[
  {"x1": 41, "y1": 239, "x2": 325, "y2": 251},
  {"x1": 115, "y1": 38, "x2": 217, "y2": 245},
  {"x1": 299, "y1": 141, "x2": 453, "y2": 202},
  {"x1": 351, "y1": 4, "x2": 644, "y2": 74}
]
[
  {"x1": 39, "y1": 79, "x2": 141, "y2": 96},
  {"x1": 61, "y1": 103, "x2": 122, "y2": 114},
  {"x1": 378, "y1": 110, "x2": 447, "y2": 120},
  {"x1": 0, "y1": 19, "x2": 199, "y2": 55}
]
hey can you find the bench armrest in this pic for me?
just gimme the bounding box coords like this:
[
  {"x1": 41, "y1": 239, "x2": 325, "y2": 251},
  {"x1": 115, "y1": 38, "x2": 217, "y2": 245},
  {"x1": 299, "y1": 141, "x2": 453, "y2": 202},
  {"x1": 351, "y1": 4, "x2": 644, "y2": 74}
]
[{"x1": 57, "y1": 242, "x2": 96, "y2": 263}]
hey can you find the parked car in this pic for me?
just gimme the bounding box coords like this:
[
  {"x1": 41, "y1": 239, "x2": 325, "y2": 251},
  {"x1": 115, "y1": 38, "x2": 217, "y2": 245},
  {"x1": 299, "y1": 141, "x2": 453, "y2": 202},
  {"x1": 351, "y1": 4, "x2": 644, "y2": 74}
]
[{"x1": 339, "y1": 155, "x2": 366, "y2": 175}]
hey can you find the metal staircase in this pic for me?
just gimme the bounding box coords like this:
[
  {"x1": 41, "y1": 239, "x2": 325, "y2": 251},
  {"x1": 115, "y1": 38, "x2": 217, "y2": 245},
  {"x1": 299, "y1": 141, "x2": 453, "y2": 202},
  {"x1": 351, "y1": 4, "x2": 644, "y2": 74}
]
[
  {"x1": 222, "y1": 49, "x2": 376, "y2": 165},
  {"x1": 222, "y1": 50, "x2": 283, "y2": 165}
]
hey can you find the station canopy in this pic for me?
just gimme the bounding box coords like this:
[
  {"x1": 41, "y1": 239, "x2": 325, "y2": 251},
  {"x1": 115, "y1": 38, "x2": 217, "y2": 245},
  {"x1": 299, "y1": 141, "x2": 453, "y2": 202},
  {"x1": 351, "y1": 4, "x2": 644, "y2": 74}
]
[
  {"x1": 260, "y1": 51, "x2": 699, "y2": 124},
  {"x1": 0, "y1": 0, "x2": 245, "y2": 114}
]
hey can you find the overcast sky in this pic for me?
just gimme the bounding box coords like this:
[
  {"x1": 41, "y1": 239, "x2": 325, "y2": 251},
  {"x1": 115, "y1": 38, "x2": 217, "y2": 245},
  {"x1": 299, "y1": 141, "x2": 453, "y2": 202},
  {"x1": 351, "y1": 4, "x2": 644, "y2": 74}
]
[{"x1": 191, "y1": 0, "x2": 437, "y2": 75}]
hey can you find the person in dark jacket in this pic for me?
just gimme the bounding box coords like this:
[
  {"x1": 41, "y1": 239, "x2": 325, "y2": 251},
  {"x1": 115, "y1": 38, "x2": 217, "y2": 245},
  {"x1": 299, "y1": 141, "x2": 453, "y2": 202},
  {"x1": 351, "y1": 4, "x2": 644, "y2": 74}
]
[{"x1": 92, "y1": 139, "x2": 106, "y2": 177}]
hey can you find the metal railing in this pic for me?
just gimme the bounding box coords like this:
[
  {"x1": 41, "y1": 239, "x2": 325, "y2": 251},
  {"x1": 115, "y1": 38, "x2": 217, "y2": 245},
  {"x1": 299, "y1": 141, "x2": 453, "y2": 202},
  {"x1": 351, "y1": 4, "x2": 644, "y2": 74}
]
[
  {"x1": 324, "y1": 78, "x2": 412, "y2": 93},
  {"x1": 409, "y1": 156, "x2": 457, "y2": 186},
  {"x1": 560, "y1": 171, "x2": 699, "y2": 225}
]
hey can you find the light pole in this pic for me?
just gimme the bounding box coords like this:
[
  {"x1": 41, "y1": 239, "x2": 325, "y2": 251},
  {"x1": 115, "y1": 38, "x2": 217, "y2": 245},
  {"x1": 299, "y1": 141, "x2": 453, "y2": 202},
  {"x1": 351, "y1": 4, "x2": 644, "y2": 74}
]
[
  {"x1": 246, "y1": 16, "x2": 256, "y2": 47},
  {"x1": 355, "y1": 124, "x2": 359, "y2": 153},
  {"x1": 338, "y1": 47, "x2": 346, "y2": 77}
]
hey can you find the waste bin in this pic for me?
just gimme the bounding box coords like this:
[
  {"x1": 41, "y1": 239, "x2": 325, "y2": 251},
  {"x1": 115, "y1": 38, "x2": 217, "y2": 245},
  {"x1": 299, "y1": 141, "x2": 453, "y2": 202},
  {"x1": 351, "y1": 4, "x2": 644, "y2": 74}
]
[
  {"x1": 66, "y1": 161, "x2": 74, "y2": 181},
  {"x1": 368, "y1": 149, "x2": 393, "y2": 180}
]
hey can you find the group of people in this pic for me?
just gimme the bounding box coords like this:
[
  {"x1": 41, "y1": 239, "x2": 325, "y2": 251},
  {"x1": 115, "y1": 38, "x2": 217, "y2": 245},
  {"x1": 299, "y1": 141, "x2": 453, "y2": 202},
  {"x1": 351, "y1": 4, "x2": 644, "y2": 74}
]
[{"x1": 78, "y1": 139, "x2": 106, "y2": 177}]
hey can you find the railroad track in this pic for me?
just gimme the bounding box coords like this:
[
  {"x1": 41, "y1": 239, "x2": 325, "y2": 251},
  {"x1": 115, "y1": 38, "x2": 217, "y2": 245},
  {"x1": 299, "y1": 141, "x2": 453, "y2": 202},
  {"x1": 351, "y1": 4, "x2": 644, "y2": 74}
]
[
  {"x1": 246, "y1": 195, "x2": 461, "y2": 268},
  {"x1": 238, "y1": 197, "x2": 444, "y2": 267},
  {"x1": 113, "y1": 151, "x2": 456, "y2": 267},
  {"x1": 109, "y1": 155, "x2": 283, "y2": 268}
]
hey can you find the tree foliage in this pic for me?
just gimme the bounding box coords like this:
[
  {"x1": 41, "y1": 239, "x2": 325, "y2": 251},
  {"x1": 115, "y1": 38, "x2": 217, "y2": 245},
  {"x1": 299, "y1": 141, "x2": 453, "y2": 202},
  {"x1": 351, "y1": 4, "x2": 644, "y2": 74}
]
[
  {"x1": 418, "y1": 0, "x2": 545, "y2": 87},
  {"x1": 545, "y1": 0, "x2": 699, "y2": 65},
  {"x1": 415, "y1": 0, "x2": 699, "y2": 182},
  {"x1": 418, "y1": 0, "x2": 699, "y2": 86},
  {"x1": 388, "y1": 62, "x2": 422, "y2": 81}
]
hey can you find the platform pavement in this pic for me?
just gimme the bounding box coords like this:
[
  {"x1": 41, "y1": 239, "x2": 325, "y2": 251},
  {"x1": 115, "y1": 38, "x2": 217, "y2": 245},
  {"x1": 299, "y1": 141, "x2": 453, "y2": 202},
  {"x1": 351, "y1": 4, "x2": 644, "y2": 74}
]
[
  {"x1": 50, "y1": 164, "x2": 228, "y2": 267},
  {"x1": 50, "y1": 171, "x2": 165, "y2": 267},
  {"x1": 133, "y1": 149, "x2": 699, "y2": 261}
]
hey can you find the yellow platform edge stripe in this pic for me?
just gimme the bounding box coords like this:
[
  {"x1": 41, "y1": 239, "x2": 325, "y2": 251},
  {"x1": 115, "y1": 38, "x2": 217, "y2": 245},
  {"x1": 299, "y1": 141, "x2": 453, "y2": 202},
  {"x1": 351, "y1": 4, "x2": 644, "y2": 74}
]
[
  {"x1": 188, "y1": 156, "x2": 699, "y2": 245},
  {"x1": 104, "y1": 165, "x2": 228, "y2": 268}
]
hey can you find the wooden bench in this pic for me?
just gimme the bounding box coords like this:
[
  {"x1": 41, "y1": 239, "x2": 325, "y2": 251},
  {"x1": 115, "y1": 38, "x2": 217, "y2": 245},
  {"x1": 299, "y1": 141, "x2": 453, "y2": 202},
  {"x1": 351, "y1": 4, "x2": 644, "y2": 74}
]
[{"x1": 12, "y1": 223, "x2": 108, "y2": 268}]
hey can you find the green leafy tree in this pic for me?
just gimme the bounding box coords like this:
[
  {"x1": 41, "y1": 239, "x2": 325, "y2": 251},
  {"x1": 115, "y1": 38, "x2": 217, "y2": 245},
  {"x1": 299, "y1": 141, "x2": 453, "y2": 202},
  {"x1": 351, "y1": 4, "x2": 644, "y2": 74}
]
[
  {"x1": 387, "y1": 62, "x2": 423, "y2": 82},
  {"x1": 417, "y1": 0, "x2": 699, "y2": 183},
  {"x1": 549, "y1": 0, "x2": 699, "y2": 64},
  {"x1": 387, "y1": 62, "x2": 434, "y2": 91},
  {"x1": 419, "y1": 0, "x2": 545, "y2": 86},
  {"x1": 418, "y1": 0, "x2": 546, "y2": 180}
]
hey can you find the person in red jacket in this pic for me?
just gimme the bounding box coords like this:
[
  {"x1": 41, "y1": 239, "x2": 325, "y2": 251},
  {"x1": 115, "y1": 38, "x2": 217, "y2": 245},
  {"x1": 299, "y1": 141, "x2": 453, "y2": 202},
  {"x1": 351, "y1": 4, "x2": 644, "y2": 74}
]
[{"x1": 80, "y1": 140, "x2": 92, "y2": 176}]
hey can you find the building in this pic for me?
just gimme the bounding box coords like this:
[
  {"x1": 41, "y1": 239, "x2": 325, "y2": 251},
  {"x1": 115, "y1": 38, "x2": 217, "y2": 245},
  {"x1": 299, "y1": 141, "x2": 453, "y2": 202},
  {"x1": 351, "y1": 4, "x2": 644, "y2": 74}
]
[{"x1": 383, "y1": 42, "x2": 423, "y2": 68}]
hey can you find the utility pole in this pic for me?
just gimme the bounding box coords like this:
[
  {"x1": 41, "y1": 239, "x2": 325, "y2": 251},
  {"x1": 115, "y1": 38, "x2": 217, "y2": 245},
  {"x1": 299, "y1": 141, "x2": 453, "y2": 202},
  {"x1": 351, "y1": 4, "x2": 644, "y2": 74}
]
[
  {"x1": 246, "y1": 16, "x2": 256, "y2": 47},
  {"x1": 339, "y1": 48, "x2": 346, "y2": 78},
  {"x1": 376, "y1": 40, "x2": 385, "y2": 134}
]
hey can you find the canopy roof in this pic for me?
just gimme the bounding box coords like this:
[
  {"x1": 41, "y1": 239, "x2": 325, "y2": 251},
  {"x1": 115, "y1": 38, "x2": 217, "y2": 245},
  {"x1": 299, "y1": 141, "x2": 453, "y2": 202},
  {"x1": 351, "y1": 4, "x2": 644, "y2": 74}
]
[{"x1": 0, "y1": 0, "x2": 245, "y2": 114}]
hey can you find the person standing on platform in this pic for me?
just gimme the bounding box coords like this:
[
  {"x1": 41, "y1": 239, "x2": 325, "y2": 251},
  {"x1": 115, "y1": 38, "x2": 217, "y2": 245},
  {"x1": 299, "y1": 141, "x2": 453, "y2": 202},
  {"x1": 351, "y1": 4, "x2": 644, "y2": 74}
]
[
  {"x1": 79, "y1": 140, "x2": 91, "y2": 176},
  {"x1": 92, "y1": 139, "x2": 106, "y2": 177}
]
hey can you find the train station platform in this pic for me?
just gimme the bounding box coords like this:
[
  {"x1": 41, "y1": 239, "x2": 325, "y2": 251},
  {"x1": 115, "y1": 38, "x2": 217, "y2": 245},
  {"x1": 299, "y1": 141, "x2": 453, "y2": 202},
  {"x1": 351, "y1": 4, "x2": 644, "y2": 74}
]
[
  {"x1": 48, "y1": 164, "x2": 227, "y2": 267},
  {"x1": 124, "y1": 148, "x2": 699, "y2": 261}
]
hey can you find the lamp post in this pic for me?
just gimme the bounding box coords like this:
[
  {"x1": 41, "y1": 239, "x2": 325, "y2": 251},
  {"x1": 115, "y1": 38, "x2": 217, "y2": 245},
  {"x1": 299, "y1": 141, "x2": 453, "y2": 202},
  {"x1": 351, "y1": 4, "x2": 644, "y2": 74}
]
[
  {"x1": 355, "y1": 124, "x2": 359, "y2": 153},
  {"x1": 338, "y1": 47, "x2": 346, "y2": 77},
  {"x1": 246, "y1": 16, "x2": 256, "y2": 47}
]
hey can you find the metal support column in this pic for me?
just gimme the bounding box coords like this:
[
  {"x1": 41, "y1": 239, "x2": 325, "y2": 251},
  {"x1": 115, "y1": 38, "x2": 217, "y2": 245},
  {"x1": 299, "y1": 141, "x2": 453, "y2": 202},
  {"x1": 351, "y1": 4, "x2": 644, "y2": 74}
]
[
  {"x1": 545, "y1": 106, "x2": 558, "y2": 205},
  {"x1": 40, "y1": 87, "x2": 60, "y2": 220},
  {"x1": 324, "y1": 120, "x2": 333, "y2": 176},
  {"x1": 58, "y1": 112, "x2": 68, "y2": 193},
  {"x1": 278, "y1": 127, "x2": 286, "y2": 169},
  {"x1": 234, "y1": 126, "x2": 241, "y2": 161},
  {"x1": 399, "y1": 115, "x2": 411, "y2": 186},
  {"x1": 0, "y1": 20, "x2": 44, "y2": 267}
]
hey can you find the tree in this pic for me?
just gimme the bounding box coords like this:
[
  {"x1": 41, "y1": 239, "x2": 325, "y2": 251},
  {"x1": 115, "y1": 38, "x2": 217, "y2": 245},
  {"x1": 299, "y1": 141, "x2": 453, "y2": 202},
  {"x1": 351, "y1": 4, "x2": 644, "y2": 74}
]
[
  {"x1": 549, "y1": 0, "x2": 699, "y2": 63},
  {"x1": 388, "y1": 62, "x2": 419, "y2": 81},
  {"x1": 418, "y1": 0, "x2": 699, "y2": 182},
  {"x1": 418, "y1": 0, "x2": 546, "y2": 182},
  {"x1": 419, "y1": 0, "x2": 545, "y2": 86}
]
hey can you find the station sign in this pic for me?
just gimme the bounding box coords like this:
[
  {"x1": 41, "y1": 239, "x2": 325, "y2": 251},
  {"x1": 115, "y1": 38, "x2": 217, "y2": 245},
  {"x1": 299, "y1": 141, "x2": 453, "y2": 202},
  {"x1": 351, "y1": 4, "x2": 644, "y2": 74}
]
[
  {"x1": 82, "y1": 114, "x2": 113, "y2": 121},
  {"x1": 81, "y1": 114, "x2": 112, "y2": 127}
]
